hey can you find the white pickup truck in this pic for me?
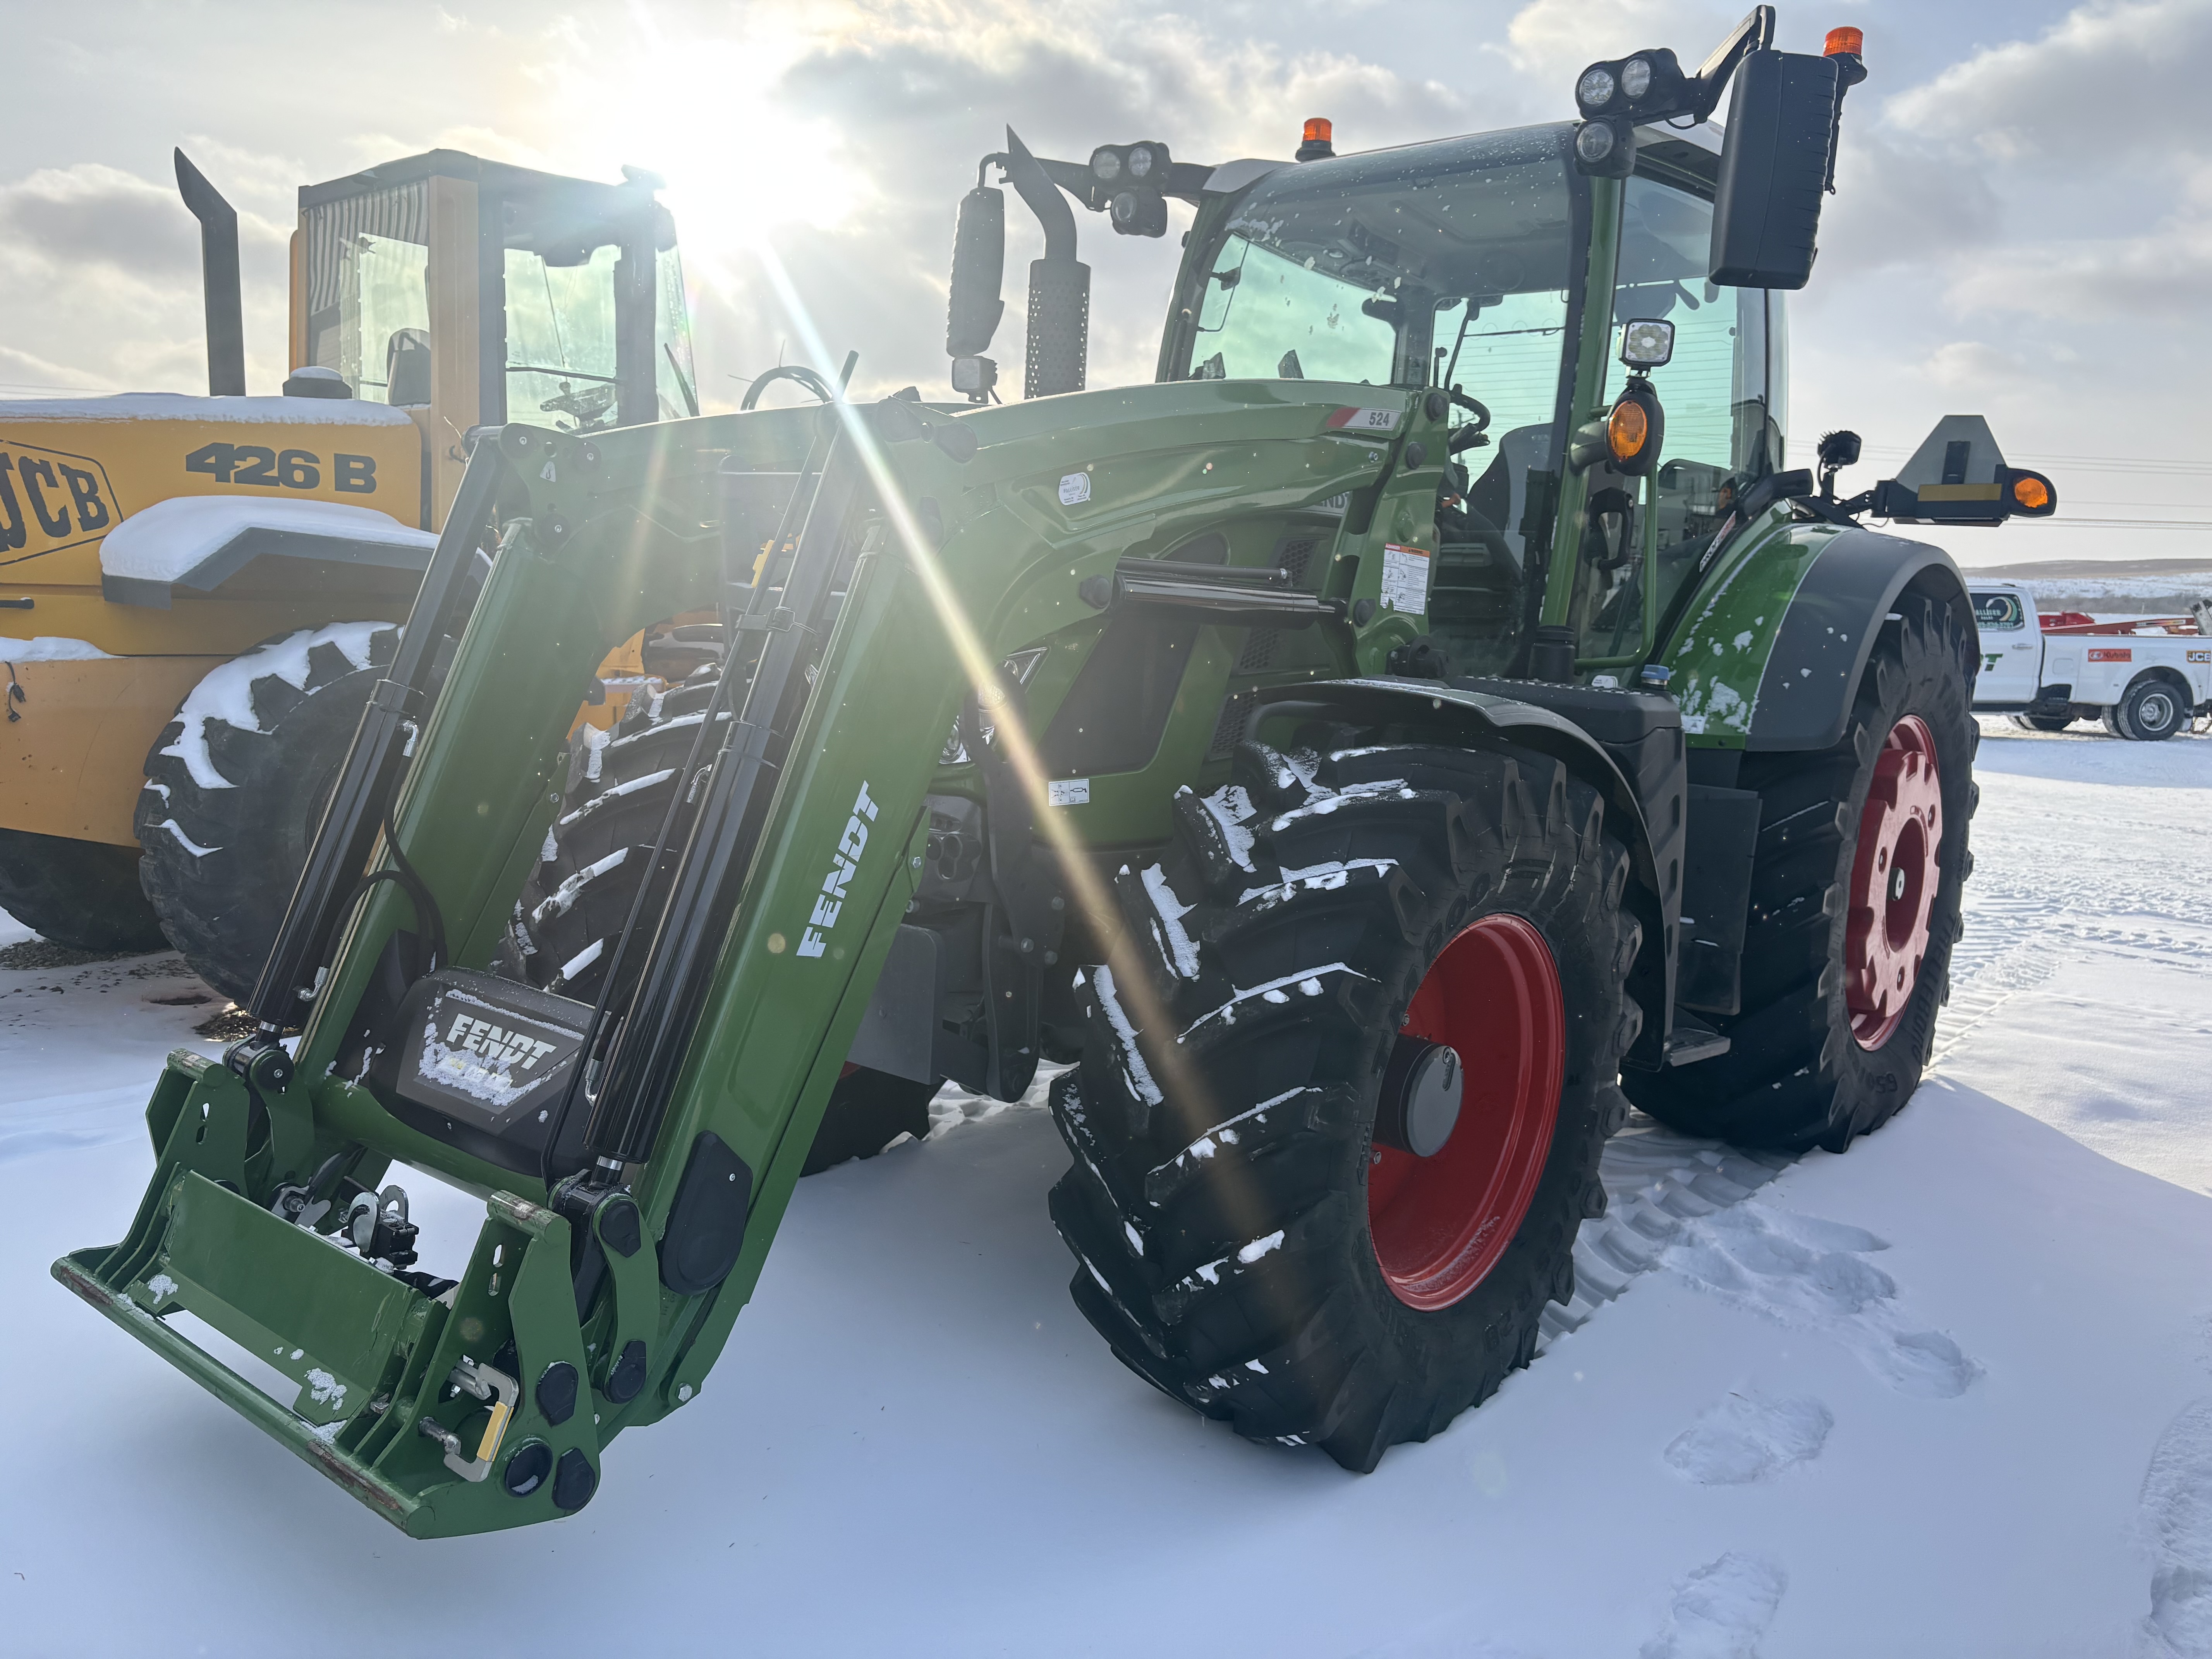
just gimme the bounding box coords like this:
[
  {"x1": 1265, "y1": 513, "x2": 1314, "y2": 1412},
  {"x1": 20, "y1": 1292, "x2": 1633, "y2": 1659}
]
[{"x1": 1969, "y1": 580, "x2": 2211, "y2": 740}]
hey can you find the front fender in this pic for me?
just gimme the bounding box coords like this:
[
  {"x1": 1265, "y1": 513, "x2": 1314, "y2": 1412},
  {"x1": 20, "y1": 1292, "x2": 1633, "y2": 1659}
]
[{"x1": 1250, "y1": 677, "x2": 1675, "y2": 1068}]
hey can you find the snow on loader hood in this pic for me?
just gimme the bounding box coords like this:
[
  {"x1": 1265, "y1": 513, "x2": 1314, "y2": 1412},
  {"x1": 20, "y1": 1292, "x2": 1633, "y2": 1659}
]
[{"x1": 100, "y1": 494, "x2": 435, "y2": 587}]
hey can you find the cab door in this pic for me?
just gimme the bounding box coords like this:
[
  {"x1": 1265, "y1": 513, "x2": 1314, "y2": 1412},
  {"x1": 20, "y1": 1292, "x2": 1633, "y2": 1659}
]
[{"x1": 1970, "y1": 588, "x2": 2041, "y2": 702}]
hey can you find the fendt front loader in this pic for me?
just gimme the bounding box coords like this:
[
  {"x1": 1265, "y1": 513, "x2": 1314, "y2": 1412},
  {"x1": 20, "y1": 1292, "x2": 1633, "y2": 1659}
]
[
  {"x1": 55, "y1": 10, "x2": 2057, "y2": 1536},
  {"x1": 0, "y1": 148, "x2": 697, "y2": 997}
]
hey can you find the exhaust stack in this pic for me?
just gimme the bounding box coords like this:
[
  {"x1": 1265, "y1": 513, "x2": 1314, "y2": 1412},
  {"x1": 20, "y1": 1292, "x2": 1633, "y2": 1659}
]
[{"x1": 173, "y1": 148, "x2": 246, "y2": 397}]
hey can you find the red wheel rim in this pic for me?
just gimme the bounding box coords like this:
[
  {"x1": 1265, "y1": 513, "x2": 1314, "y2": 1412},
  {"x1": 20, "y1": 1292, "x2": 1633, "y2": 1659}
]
[
  {"x1": 1368, "y1": 914, "x2": 1565, "y2": 1311},
  {"x1": 1845, "y1": 713, "x2": 1943, "y2": 1050}
]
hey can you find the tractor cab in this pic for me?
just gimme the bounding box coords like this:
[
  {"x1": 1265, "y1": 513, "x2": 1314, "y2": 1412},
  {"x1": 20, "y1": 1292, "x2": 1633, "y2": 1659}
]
[{"x1": 292, "y1": 151, "x2": 698, "y2": 517}]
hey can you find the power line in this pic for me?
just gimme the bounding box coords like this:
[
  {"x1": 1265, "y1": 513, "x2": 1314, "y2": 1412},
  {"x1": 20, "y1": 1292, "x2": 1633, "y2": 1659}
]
[
  {"x1": 2002, "y1": 518, "x2": 2212, "y2": 530},
  {"x1": 1840, "y1": 441, "x2": 2212, "y2": 477}
]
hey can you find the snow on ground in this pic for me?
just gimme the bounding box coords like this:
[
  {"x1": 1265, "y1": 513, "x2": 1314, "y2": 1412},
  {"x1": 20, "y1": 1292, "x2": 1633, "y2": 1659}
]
[{"x1": 1, "y1": 724, "x2": 2208, "y2": 1656}]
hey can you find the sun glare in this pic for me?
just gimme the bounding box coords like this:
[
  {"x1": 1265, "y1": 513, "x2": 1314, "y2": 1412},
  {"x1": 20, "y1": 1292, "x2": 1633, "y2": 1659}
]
[{"x1": 546, "y1": 4, "x2": 869, "y2": 291}]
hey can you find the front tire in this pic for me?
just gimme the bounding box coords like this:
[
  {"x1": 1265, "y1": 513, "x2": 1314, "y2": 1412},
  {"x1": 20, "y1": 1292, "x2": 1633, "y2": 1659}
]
[
  {"x1": 136, "y1": 623, "x2": 398, "y2": 1003},
  {"x1": 1625, "y1": 592, "x2": 1976, "y2": 1152},
  {"x1": 2009, "y1": 712, "x2": 2071, "y2": 733},
  {"x1": 1049, "y1": 738, "x2": 1638, "y2": 1472}
]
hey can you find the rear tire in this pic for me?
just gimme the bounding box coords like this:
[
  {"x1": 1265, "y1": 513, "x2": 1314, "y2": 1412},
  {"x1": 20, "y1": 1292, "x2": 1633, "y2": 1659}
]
[
  {"x1": 136, "y1": 623, "x2": 398, "y2": 1003},
  {"x1": 2116, "y1": 675, "x2": 2184, "y2": 742},
  {"x1": 1049, "y1": 737, "x2": 1638, "y2": 1472},
  {"x1": 1624, "y1": 592, "x2": 1976, "y2": 1152},
  {"x1": 0, "y1": 826, "x2": 168, "y2": 953}
]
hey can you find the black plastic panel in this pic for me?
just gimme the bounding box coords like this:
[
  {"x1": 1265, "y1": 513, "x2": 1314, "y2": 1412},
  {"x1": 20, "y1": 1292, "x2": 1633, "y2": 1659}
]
[
  {"x1": 369, "y1": 968, "x2": 591, "y2": 1176},
  {"x1": 1677, "y1": 785, "x2": 1760, "y2": 1015},
  {"x1": 658, "y1": 1131, "x2": 754, "y2": 1295}
]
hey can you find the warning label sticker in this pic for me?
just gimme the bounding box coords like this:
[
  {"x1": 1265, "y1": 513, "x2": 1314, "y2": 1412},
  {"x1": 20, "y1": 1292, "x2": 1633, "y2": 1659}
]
[
  {"x1": 1380, "y1": 544, "x2": 1430, "y2": 615},
  {"x1": 1049, "y1": 778, "x2": 1091, "y2": 806}
]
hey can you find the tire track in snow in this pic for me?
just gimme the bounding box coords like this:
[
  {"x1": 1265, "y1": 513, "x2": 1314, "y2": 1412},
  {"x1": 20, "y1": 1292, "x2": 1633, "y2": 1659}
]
[{"x1": 1539, "y1": 1111, "x2": 1794, "y2": 1351}]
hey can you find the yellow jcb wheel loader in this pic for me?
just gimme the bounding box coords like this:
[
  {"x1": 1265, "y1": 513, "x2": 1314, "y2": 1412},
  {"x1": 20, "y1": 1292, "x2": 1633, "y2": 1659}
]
[{"x1": 0, "y1": 147, "x2": 702, "y2": 1000}]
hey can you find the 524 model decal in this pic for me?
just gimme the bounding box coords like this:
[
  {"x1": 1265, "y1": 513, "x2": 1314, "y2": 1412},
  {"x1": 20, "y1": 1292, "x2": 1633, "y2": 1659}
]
[{"x1": 184, "y1": 442, "x2": 378, "y2": 494}]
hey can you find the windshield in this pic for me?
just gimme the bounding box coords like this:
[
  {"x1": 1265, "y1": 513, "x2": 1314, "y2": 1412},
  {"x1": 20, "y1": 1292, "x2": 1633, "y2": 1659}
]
[{"x1": 1180, "y1": 127, "x2": 1575, "y2": 393}]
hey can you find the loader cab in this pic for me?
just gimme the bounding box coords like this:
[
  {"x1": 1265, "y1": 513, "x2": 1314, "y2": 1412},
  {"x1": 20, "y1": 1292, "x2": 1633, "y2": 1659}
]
[{"x1": 291, "y1": 150, "x2": 697, "y2": 521}]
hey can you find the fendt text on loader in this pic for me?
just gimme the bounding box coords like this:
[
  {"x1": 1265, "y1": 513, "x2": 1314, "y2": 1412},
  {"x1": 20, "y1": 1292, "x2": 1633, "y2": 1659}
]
[{"x1": 54, "y1": 9, "x2": 2055, "y2": 1535}]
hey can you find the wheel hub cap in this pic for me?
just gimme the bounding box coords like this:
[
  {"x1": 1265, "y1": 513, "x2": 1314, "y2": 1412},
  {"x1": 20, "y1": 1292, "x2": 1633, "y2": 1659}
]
[
  {"x1": 1368, "y1": 913, "x2": 1564, "y2": 1311},
  {"x1": 1845, "y1": 714, "x2": 1942, "y2": 1050}
]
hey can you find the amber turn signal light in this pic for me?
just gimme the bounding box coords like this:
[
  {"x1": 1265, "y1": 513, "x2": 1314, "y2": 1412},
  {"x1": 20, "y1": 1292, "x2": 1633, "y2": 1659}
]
[
  {"x1": 1607, "y1": 399, "x2": 1650, "y2": 462},
  {"x1": 1824, "y1": 26, "x2": 1864, "y2": 56},
  {"x1": 2011, "y1": 475, "x2": 2051, "y2": 511}
]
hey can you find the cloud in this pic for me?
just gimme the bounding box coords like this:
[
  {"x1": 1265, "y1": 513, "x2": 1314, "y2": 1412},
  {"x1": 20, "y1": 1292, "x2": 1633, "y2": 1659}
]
[
  {"x1": 1502, "y1": 0, "x2": 1740, "y2": 85},
  {"x1": 0, "y1": 162, "x2": 291, "y2": 396},
  {"x1": 1886, "y1": 0, "x2": 2212, "y2": 166},
  {"x1": 1944, "y1": 210, "x2": 2212, "y2": 321},
  {"x1": 0, "y1": 165, "x2": 202, "y2": 281}
]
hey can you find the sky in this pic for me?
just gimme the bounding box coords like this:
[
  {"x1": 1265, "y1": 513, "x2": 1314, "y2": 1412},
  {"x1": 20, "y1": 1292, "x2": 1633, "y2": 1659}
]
[{"x1": 2, "y1": 0, "x2": 2206, "y2": 566}]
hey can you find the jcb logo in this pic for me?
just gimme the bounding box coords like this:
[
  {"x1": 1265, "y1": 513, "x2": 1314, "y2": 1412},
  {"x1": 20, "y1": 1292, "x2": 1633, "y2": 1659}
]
[{"x1": 0, "y1": 440, "x2": 119, "y2": 565}]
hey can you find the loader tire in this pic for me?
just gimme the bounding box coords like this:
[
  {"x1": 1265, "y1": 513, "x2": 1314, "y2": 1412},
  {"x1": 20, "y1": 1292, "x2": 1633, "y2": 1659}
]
[
  {"x1": 0, "y1": 826, "x2": 168, "y2": 953},
  {"x1": 136, "y1": 623, "x2": 399, "y2": 1003},
  {"x1": 1048, "y1": 737, "x2": 1638, "y2": 1472},
  {"x1": 503, "y1": 677, "x2": 725, "y2": 999},
  {"x1": 507, "y1": 677, "x2": 935, "y2": 1175},
  {"x1": 1623, "y1": 592, "x2": 1976, "y2": 1152}
]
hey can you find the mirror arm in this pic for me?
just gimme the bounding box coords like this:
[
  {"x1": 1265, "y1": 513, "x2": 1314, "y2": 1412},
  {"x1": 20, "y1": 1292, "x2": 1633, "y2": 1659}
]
[
  {"x1": 1686, "y1": 6, "x2": 1776, "y2": 120},
  {"x1": 1003, "y1": 129, "x2": 1078, "y2": 261}
]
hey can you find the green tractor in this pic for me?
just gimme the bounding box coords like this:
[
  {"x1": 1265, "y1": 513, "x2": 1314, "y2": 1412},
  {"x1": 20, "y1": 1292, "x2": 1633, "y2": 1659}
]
[{"x1": 55, "y1": 8, "x2": 2055, "y2": 1535}]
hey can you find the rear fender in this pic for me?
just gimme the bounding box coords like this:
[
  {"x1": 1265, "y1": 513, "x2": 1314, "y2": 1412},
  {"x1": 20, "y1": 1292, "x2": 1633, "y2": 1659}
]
[{"x1": 1250, "y1": 678, "x2": 1674, "y2": 1067}]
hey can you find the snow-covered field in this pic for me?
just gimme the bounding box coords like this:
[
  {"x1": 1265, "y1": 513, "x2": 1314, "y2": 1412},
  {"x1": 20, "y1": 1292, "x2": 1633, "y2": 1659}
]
[{"x1": 1, "y1": 720, "x2": 2207, "y2": 1657}]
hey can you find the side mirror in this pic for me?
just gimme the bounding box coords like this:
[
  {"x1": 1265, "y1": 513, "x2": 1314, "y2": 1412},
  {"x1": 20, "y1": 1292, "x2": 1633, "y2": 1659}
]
[
  {"x1": 385, "y1": 328, "x2": 432, "y2": 408},
  {"x1": 946, "y1": 182, "x2": 1006, "y2": 401},
  {"x1": 1710, "y1": 46, "x2": 1860, "y2": 290},
  {"x1": 1870, "y1": 415, "x2": 2057, "y2": 526}
]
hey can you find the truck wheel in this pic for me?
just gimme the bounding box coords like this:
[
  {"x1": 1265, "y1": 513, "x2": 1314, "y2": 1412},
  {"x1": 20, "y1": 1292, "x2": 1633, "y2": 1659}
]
[
  {"x1": 136, "y1": 623, "x2": 398, "y2": 1003},
  {"x1": 1624, "y1": 593, "x2": 1976, "y2": 1152},
  {"x1": 2009, "y1": 713, "x2": 2071, "y2": 733},
  {"x1": 507, "y1": 678, "x2": 934, "y2": 1173},
  {"x1": 2116, "y1": 675, "x2": 2185, "y2": 742},
  {"x1": 0, "y1": 826, "x2": 168, "y2": 953},
  {"x1": 1048, "y1": 738, "x2": 1638, "y2": 1472}
]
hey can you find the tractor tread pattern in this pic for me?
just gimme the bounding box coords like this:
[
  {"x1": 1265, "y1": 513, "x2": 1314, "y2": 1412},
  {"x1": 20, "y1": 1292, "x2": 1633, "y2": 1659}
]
[{"x1": 1049, "y1": 736, "x2": 1637, "y2": 1472}]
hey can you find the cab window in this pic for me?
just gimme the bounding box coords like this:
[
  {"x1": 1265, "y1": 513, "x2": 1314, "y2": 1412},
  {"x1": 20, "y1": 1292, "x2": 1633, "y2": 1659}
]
[{"x1": 1580, "y1": 173, "x2": 1781, "y2": 660}]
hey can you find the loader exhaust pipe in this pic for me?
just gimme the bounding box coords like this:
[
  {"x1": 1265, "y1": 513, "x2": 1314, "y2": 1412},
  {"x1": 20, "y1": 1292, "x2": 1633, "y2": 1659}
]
[{"x1": 173, "y1": 148, "x2": 247, "y2": 398}]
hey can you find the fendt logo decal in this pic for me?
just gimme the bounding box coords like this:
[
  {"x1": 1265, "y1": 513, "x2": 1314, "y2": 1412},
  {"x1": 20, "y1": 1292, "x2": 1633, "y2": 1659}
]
[
  {"x1": 0, "y1": 440, "x2": 119, "y2": 565},
  {"x1": 796, "y1": 781, "x2": 879, "y2": 959},
  {"x1": 441, "y1": 1010, "x2": 558, "y2": 1073}
]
